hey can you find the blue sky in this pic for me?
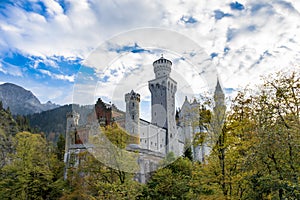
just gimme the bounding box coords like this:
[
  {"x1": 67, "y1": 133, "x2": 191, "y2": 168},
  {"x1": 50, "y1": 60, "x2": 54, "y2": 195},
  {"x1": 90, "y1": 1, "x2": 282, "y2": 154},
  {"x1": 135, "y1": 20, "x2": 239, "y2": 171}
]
[{"x1": 1, "y1": 0, "x2": 300, "y2": 120}]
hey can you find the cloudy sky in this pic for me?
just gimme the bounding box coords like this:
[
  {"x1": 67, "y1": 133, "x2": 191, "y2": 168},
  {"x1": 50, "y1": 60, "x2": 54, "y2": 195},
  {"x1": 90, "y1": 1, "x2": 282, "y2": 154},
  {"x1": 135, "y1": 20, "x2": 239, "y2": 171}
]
[{"x1": 1, "y1": 0, "x2": 300, "y2": 119}]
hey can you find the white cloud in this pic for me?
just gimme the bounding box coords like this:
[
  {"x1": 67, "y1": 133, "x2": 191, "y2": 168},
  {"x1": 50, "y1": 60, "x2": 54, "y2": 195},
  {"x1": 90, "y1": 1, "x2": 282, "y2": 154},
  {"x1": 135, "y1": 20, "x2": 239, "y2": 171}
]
[
  {"x1": 39, "y1": 69, "x2": 52, "y2": 76},
  {"x1": 38, "y1": 68, "x2": 75, "y2": 82},
  {"x1": 0, "y1": 61, "x2": 23, "y2": 77},
  {"x1": 1, "y1": 0, "x2": 300, "y2": 106},
  {"x1": 54, "y1": 74, "x2": 75, "y2": 82}
]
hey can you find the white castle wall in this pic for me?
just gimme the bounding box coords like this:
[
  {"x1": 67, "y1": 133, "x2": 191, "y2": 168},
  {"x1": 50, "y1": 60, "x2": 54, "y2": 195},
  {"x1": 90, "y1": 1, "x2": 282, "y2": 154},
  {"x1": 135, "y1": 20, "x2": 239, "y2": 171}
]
[{"x1": 140, "y1": 119, "x2": 167, "y2": 154}]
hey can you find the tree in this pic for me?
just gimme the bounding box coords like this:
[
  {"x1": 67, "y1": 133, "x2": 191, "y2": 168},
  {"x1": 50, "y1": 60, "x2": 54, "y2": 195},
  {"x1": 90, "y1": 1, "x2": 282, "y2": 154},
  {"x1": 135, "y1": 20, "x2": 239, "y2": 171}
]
[
  {"x1": 88, "y1": 123, "x2": 139, "y2": 184},
  {"x1": 62, "y1": 151, "x2": 143, "y2": 199},
  {"x1": 62, "y1": 123, "x2": 142, "y2": 199},
  {"x1": 56, "y1": 133, "x2": 65, "y2": 161},
  {"x1": 15, "y1": 115, "x2": 31, "y2": 132},
  {"x1": 0, "y1": 132, "x2": 65, "y2": 199},
  {"x1": 198, "y1": 80, "x2": 229, "y2": 198},
  {"x1": 0, "y1": 106, "x2": 19, "y2": 169},
  {"x1": 217, "y1": 70, "x2": 300, "y2": 199},
  {"x1": 183, "y1": 141, "x2": 193, "y2": 161},
  {"x1": 239, "y1": 71, "x2": 300, "y2": 199},
  {"x1": 143, "y1": 157, "x2": 194, "y2": 199},
  {"x1": 195, "y1": 71, "x2": 299, "y2": 199},
  {"x1": 0, "y1": 128, "x2": 14, "y2": 169}
]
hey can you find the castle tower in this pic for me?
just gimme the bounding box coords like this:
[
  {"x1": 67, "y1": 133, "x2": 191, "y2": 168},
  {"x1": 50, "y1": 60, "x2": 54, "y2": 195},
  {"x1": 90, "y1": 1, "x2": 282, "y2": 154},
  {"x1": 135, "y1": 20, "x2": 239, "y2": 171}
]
[
  {"x1": 214, "y1": 78, "x2": 225, "y2": 106},
  {"x1": 213, "y1": 78, "x2": 226, "y2": 140},
  {"x1": 149, "y1": 56, "x2": 177, "y2": 153},
  {"x1": 125, "y1": 90, "x2": 140, "y2": 143},
  {"x1": 65, "y1": 111, "x2": 79, "y2": 153}
]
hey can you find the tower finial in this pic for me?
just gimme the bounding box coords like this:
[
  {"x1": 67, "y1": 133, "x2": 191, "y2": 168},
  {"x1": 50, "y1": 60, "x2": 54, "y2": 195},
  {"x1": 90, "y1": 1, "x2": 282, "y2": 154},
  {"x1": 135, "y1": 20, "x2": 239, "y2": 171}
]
[
  {"x1": 161, "y1": 53, "x2": 163, "y2": 58},
  {"x1": 215, "y1": 76, "x2": 223, "y2": 94}
]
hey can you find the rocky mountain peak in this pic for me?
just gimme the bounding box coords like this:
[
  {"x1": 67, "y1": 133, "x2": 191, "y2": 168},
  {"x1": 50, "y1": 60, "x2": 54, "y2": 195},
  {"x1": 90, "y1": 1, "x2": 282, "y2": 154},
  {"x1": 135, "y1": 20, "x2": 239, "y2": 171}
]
[{"x1": 0, "y1": 83, "x2": 59, "y2": 115}]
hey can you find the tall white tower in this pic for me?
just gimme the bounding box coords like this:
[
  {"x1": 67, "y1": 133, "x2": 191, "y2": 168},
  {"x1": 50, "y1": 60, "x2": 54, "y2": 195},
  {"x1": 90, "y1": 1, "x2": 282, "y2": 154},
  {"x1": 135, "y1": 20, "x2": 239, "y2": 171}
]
[
  {"x1": 149, "y1": 56, "x2": 177, "y2": 154},
  {"x1": 125, "y1": 90, "x2": 140, "y2": 143}
]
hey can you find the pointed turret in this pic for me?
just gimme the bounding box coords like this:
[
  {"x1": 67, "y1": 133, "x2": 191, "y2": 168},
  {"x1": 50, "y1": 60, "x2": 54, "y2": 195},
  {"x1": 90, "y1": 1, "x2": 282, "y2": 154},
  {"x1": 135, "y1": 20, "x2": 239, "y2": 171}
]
[{"x1": 214, "y1": 78, "x2": 225, "y2": 106}]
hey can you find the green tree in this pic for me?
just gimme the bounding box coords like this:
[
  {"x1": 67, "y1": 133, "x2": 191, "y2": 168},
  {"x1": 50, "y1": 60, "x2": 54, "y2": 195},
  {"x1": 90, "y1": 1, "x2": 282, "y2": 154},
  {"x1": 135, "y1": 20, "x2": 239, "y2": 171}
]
[
  {"x1": 183, "y1": 141, "x2": 193, "y2": 161},
  {"x1": 0, "y1": 105, "x2": 19, "y2": 169},
  {"x1": 144, "y1": 157, "x2": 194, "y2": 199},
  {"x1": 210, "y1": 70, "x2": 300, "y2": 199},
  {"x1": 62, "y1": 124, "x2": 142, "y2": 199},
  {"x1": 15, "y1": 115, "x2": 31, "y2": 132},
  {"x1": 238, "y1": 71, "x2": 300, "y2": 199},
  {"x1": 62, "y1": 151, "x2": 143, "y2": 199},
  {"x1": 56, "y1": 133, "x2": 65, "y2": 161},
  {"x1": 0, "y1": 132, "x2": 65, "y2": 199},
  {"x1": 0, "y1": 128, "x2": 14, "y2": 169}
]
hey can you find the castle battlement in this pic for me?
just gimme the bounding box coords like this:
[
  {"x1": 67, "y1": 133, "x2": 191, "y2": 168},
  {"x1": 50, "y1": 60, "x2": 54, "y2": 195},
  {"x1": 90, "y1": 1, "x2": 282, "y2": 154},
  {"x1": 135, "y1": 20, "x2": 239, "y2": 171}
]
[{"x1": 64, "y1": 56, "x2": 224, "y2": 183}]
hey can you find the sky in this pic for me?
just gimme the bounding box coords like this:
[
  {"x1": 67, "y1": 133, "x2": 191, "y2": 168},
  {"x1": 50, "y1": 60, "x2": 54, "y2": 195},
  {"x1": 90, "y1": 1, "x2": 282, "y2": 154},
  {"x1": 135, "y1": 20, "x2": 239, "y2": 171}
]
[{"x1": 1, "y1": 0, "x2": 300, "y2": 120}]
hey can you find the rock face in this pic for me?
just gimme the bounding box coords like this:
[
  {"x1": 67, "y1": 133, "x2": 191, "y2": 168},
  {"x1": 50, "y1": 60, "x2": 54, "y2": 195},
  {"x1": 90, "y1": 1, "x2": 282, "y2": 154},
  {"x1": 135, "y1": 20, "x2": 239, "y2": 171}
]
[{"x1": 0, "y1": 83, "x2": 59, "y2": 115}]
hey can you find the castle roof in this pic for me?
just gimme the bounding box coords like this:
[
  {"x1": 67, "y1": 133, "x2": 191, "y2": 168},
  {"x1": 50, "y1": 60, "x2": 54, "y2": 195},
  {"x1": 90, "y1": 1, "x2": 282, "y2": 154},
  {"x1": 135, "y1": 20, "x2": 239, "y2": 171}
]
[
  {"x1": 153, "y1": 55, "x2": 172, "y2": 65},
  {"x1": 215, "y1": 78, "x2": 223, "y2": 93}
]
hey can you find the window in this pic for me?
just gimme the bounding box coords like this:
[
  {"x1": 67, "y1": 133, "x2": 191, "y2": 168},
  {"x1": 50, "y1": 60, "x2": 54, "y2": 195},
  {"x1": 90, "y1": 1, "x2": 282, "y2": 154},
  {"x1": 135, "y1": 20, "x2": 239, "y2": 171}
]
[
  {"x1": 132, "y1": 102, "x2": 134, "y2": 107},
  {"x1": 132, "y1": 115, "x2": 134, "y2": 120}
]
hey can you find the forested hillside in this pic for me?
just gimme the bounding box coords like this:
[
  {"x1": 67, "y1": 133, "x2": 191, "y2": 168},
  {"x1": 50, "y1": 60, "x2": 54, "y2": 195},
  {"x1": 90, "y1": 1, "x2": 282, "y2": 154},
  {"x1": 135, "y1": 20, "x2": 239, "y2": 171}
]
[
  {"x1": 27, "y1": 104, "x2": 94, "y2": 142},
  {"x1": 0, "y1": 70, "x2": 299, "y2": 199},
  {"x1": 0, "y1": 101, "x2": 19, "y2": 136}
]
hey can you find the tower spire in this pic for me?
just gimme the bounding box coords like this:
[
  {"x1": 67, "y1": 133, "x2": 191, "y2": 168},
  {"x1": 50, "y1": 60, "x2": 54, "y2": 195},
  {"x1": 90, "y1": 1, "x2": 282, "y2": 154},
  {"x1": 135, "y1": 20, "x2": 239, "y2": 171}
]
[
  {"x1": 215, "y1": 77, "x2": 222, "y2": 93},
  {"x1": 214, "y1": 77, "x2": 225, "y2": 106}
]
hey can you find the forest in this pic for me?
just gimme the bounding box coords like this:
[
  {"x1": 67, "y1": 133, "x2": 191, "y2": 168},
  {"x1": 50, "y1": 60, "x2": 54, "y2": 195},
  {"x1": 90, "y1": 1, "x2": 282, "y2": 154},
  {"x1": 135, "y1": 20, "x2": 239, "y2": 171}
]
[{"x1": 0, "y1": 70, "x2": 299, "y2": 200}]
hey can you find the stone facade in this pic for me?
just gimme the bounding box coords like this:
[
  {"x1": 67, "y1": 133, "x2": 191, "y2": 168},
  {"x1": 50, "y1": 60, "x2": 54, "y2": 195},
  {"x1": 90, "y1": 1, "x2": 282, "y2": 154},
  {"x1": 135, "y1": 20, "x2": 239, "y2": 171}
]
[
  {"x1": 125, "y1": 90, "x2": 140, "y2": 140},
  {"x1": 64, "y1": 56, "x2": 224, "y2": 183},
  {"x1": 125, "y1": 56, "x2": 201, "y2": 159}
]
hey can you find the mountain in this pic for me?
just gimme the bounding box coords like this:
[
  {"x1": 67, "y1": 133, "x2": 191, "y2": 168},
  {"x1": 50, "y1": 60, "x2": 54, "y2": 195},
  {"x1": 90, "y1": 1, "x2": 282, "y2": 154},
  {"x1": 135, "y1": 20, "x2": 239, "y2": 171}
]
[{"x1": 0, "y1": 83, "x2": 59, "y2": 115}]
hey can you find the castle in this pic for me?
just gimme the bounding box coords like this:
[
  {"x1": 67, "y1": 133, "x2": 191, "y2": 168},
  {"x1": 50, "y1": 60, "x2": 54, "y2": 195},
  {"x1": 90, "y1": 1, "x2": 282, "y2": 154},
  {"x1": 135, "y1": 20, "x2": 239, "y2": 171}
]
[{"x1": 64, "y1": 56, "x2": 224, "y2": 183}]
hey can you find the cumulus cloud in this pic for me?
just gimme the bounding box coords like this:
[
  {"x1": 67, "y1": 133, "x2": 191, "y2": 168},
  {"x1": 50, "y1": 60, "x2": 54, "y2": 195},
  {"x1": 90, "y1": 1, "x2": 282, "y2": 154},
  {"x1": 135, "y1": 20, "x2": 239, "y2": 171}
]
[
  {"x1": 0, "y1": 61, "x2": 23, "y2": 77},
  {"x1": 39, "y1": 68, "x2": 74, "y2": 82},
  {"x1": 0, "y1": 0, "x2": 300, "y2": 107}
]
